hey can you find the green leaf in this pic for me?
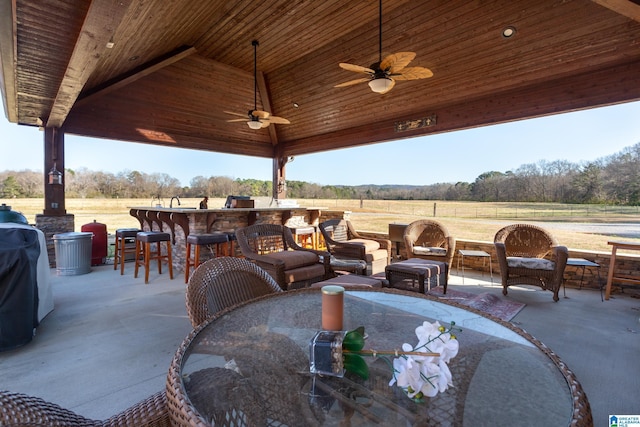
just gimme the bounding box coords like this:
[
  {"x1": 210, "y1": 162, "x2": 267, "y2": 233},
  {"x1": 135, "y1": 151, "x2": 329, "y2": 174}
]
[
  {"x1": 343, "y1": 353, "x2": 369, "y2": 380},
  {"x1": 343, "y1": 327, "x2": 365, "y2": 351}
]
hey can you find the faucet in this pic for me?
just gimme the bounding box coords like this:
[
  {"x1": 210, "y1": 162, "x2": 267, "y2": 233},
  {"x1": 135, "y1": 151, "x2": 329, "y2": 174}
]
[{"x1": 170, "y1": 196, "x2": 181, "y2": 208}]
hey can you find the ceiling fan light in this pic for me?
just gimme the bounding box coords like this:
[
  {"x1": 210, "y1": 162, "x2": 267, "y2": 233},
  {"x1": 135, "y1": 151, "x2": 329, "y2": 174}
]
[
  {"x1": 247, "y1": 120, "x2": 262, "y2": 130},
  {"x1": 369, "y1": 77, "x2": 392, "y2": 93}
]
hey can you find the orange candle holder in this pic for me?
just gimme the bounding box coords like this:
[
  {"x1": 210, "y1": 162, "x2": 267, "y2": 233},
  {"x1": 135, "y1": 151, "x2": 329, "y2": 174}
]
[{"x1": 321, "y1": 285, "x2": 344, "y2": 331}]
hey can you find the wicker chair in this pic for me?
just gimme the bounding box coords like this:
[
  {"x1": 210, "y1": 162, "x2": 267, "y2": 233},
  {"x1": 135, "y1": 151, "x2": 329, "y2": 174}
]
[
  {"x1": 494, "y1": 223, "x2": 569, "y2": 302},
  {"x1": 319, "y1": 219, "x2": 391, "y2": 275},
  {"x1": 402, "y1": 219, "x2": 456, "y2": 279},
  {"x1": 0, "y1": 390, "x2": 170, "y2": 426},
  {"x1": 185, "y1": 257, "x2": 282, "y2": 328},
  {"x1": 236, "y1": 223, "x2": 331, "y2": 290}
]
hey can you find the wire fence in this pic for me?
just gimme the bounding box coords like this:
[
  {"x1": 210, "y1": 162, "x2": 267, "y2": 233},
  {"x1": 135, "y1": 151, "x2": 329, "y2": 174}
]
[{"x1": 311, "y1": 199, "x2": 640, "y2": 220}]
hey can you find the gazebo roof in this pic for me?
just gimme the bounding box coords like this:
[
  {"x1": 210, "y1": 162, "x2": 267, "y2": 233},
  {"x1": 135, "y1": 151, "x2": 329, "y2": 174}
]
[{"x1": 1, "y1": 0, "x2": 640, "y2": 159}]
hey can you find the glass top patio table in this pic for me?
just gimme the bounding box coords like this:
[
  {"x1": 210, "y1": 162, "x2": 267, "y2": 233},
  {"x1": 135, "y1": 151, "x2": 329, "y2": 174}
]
[{"x1": 166, "y1": 288, "x2": 591, "y2": 426}]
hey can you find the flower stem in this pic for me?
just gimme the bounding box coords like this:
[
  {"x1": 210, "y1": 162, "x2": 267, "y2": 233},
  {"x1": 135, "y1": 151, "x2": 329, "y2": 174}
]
[{"x1": 344, "y1": 349, "x2": 439, "y2": 357}]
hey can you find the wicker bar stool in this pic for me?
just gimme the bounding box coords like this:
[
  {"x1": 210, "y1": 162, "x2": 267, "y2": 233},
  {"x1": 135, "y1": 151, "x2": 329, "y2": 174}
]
[
  {"x1": 134, "y1": 231, "x2": 173, "y2": 284},
  {"x1": 113, "y1": 228, "x2": 141, "y2": 275},
  {"x1": 184, "y1": 232, "x2": 229, "y2": 283}
]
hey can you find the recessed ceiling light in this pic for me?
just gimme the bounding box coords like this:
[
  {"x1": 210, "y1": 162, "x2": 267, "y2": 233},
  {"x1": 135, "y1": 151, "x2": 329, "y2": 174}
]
[
  {"x1": 293, "y1": 103, "x2": 299, "y2": 108},
  {"x1": 502, "y1": 26, "x2": 516, "y2": 38}
]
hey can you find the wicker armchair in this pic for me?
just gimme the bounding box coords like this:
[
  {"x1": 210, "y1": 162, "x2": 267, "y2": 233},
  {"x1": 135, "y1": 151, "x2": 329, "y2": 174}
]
[
  {"x1": 236, "y1": 223, "x2": 331, "y2": 290},
  {"x1": 186, "y1": 257, "x2": 282, "y2": 328},
  {"x1": 0, "y1": 390, "x2": 170, "y2": 426},
  {"x1": 494, "y1": 223, "x2": 568, "y2": 302},
  {"x1": 319, "y1": 219, "x2": 391, "y2": 275},
  {"x1": 402, "y1": 219, "x2": 456, "y2": 279}
]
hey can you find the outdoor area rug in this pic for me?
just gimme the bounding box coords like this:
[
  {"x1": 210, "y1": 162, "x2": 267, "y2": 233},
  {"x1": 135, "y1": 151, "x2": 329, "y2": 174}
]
[{"x1": 428, "y1": 287, "x2": 525, "y2": 322}]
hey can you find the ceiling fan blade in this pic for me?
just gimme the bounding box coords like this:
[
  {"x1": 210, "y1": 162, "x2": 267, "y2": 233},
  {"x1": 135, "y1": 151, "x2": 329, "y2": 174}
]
[
  {"x1": 260, "y1": 120, "x2": 271, "y2": 128},
  {"x1": 224, "y1": 110, "x2": 247, "y2": 117},
  {"x1": 380, "y1": 52, "x2": 416, "y2": 73},
  {"x1": 227, "y1": 118, "x2": 249, "y2": 123},
  {"x1": 334, "y1": 77, "x2": 371, "y2": 88},
  {"x1": 267, "y1": 116, "x2": 290, "y2": 124},
  {"x1": 379, "y1": 78, "x2": 396, "y2": 94},
  {"x1": 252, "y1": 110, "x2": 270, "y2": 119},
  {"x1": 392, "y1": 67, "x2": 434, "y2": 80},
  {"x1": 339, "y1": 63, "x2": 375, "y2": 74}
]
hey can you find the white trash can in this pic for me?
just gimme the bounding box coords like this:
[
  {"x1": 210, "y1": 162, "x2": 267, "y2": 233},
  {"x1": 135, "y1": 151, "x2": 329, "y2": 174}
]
[{"x1": 53, "y1": 232, "x2": 93, "y2": 276}]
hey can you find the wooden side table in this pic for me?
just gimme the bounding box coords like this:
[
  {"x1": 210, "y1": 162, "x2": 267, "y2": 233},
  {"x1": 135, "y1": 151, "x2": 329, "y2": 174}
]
[{"x1": 605, "y1": 241, "x2": 640, "y2": 300}]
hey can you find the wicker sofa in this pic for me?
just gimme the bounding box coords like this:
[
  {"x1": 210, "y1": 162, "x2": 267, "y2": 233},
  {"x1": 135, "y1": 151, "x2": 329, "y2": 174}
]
[{"x1": 494, "y1": 223, "x2": 568, "y2": 302}]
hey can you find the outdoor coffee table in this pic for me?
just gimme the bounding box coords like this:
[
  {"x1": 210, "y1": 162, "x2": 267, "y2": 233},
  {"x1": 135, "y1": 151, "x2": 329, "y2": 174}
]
[{"x1": 385, "y1": 258, "x2": 448, "y2": 294}]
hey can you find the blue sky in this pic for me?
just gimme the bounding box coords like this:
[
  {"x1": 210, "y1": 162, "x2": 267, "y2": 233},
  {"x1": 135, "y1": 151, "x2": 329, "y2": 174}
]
[{"x1": 1, "y1": 101, "x2": 639, "y2": 187}]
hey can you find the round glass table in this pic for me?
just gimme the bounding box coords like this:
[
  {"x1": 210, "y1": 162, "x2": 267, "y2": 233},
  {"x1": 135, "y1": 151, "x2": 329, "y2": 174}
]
[{"x1": 166, "y1": 288, "x2": 591, "y2": 426}]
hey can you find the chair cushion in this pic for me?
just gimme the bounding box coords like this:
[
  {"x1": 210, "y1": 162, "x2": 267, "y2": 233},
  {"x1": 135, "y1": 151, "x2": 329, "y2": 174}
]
[
  {"x1": 345, "y1": 238, "x2": 380, "y2": 252},
  {"x1": 412, "y1": 246, "x2": 447, "y2": 256},
  {"x1": 364, "y1": 248, "x2": 389, "y2": 263},
  {"x1": 285, "y1": 263, "x2": 326, "y2": 284},
  {"x1": 266, "y1": 250, "x2": 319, "y2": 270},
  {"x1": 507, "y1": 257, "x2": 555, "y2": 270}
]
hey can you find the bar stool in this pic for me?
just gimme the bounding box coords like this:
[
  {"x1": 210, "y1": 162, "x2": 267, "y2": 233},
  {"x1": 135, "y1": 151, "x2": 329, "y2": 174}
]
[
  {"x1": 113, "y1": 228, "x2": 141, "y2": 275},
  {"x1": 289, "y1": 225, "x2": 317, "y2": 249},
  {"x1": 134, "y1": 231, "x2": 173, "y2": 284},
  {"x1": 225, "y1": 231, "x2": 237, "y2": 257},
  {"x1": 185, "y1": 232, "x2": 229, "y2": 283}
]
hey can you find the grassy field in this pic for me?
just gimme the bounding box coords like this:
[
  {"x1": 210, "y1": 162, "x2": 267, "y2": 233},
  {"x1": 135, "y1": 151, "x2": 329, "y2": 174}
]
[{"x1": 3, "y1": 198, "x2": 639, "y2": 253}]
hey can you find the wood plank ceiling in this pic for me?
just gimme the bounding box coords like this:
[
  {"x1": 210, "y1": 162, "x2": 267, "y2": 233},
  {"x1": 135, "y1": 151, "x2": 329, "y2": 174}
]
[{"x1": 1, "y1": 0, "x2": 640, "y2": 160}]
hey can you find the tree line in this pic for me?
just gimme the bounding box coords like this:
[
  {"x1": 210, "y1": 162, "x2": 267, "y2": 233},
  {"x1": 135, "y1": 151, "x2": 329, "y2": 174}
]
[{"x1": 2, "y1": 142, "x2": 639, "y2": 205}]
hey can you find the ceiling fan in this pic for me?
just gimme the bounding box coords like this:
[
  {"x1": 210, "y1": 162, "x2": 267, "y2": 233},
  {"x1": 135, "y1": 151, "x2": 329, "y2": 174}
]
[
  {"x1": 226, "y1": 40, "x2": 290, "y2": 129},
  {"x1": 334, "y1": 0, "x2": 433, "y2": 94}
]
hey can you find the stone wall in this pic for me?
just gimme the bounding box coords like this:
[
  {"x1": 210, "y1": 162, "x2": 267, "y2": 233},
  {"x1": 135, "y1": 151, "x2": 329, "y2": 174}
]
[{"x1": 35, "y1": 214, "x2": 74, "y2": 267}]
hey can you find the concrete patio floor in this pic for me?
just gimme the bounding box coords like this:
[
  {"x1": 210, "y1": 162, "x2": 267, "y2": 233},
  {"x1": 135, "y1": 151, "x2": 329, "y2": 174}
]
[{"x1": 1, "y1": 261, "x2": 639, "y2": 425}]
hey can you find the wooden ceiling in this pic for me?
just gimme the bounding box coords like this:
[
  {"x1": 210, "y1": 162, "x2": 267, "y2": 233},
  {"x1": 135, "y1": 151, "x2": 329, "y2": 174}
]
[{"x1": 2, "y1": 0, "x2": 640, "y2": 160}]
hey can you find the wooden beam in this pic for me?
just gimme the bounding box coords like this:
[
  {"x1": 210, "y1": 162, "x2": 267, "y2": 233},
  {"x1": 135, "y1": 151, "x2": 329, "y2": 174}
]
[
  {"x1": 47, "y1": 0, "x2": 132, "y2": 128},
  {"x1": 591, "y1": 0, "x2": 640, "y2": 22},
  {"x1": 76, "y1": 46, "x2": 197, "y2": 106},
  {"x1": 0, "y1": 0, "x2": 17, "y2": 122},
  {"x1": 256, "y1": 70, "x2": 279, "y2": 146}
]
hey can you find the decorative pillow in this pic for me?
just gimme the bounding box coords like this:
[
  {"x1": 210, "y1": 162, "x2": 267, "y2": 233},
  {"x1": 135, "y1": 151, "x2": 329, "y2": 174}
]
[
  {"x1": 413, "y1": 246, "x2": 447, "y2": 256},
  {"x1": 346, "y1": 238, "x2": 380, "y2": 252},
  {"x1": 507, "y1": 257, "x2": 555, "y2": 270}
]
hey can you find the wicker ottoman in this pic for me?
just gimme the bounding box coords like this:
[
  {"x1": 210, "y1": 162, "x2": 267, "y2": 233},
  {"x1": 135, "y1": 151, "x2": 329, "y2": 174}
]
[
  {"x1": 311, "y1": 274, "x2": 383, "y2": 289},
  {"x1": 385, "y1": 258, "x2": 448, "y2": 294}
]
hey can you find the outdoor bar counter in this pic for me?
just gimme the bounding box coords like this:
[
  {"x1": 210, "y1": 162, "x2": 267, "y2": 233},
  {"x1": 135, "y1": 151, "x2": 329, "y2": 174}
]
[{"x1": 128, "y1": 206, "x2": 340, "y2": 273}]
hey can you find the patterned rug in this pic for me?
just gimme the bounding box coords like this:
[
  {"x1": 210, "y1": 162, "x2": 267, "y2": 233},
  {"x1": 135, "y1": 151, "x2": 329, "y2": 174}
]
[{"x1": 428, "y1": 286, "x2": 525, "y2": 322}]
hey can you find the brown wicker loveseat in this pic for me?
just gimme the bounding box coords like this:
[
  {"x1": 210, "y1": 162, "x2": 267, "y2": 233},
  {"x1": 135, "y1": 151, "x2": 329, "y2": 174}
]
[
  {"x1": 236, "y1": 223, "x2": 331, "y2": 290},
  {"x1": 494, "y1": 223, "x2": 568, "y2": 302}
]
